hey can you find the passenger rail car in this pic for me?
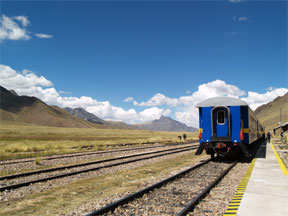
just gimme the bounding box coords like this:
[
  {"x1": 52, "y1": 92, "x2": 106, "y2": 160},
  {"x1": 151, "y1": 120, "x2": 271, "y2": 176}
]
[{"x1": 195, "y1": 97, "x2": 264, "y2": 158}]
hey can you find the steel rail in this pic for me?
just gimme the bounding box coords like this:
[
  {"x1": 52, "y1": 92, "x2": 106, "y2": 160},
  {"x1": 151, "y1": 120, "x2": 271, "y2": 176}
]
[
  {"x1": 86, "y1": 159, "x2": 211, "y2": 216},
  {"x1": 0, "y1": 142, "x2": 195, "y2": 165},
  {"x1": 177, "y1": 161, "x2": 238, "y2": 216},
  {"x1": 0, "y1": 146, "x2": 197, "y2": 192},
  {"x1": 0, "y1": 145, "x2": 196, "y2": 181}
]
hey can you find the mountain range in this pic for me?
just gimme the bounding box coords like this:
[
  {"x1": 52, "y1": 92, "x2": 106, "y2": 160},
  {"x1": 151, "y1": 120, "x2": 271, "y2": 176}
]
[
  {"x1": 134, "y1": 115, "x2": 197, "y2": 132},
  {"x1": 64, "y1": 107, "x2": 197, "y2": 131},
  {"x1": 0, "y1": 86, "x2": 196, "y2": 132},
  {"x1": 64, "y1": 107, "x2": 106, "y2": 124},
  {"x1": 1, "y1": 85, "x2": 287, "y2": 132},
  {"x1": 0, "y1": 86, "x2": 107, "y2": 128}
]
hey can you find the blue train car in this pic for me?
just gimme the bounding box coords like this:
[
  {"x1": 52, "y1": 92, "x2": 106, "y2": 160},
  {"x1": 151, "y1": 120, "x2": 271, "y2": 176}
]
[{"x1": 195, "y1": 97, "x2": 264, "y2": 158}]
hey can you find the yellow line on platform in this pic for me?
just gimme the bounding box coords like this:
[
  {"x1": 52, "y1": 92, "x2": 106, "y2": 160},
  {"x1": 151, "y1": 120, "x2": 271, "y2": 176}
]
[
  {"x1": 225, "y1": 210, "x2": 238, "y2": 213},
  {"x1": 223, "y1": 158, "x2": 257, "y2": 216},
  {"x1": 271, "y1": 140, "x2": 288, "y2": 176}
]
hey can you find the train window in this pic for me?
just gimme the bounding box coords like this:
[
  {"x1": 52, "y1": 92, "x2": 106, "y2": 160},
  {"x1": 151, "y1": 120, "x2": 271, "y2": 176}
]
[{"x1": 217, "y1": 110, "x2": 225, "y2": 124}]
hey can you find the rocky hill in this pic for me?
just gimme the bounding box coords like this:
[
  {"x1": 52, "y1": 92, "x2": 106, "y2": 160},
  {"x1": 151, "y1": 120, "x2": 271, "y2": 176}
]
[
  {"x1": 135, "y1": 115, "x2": 197, "y2": 132},
  {"x1": 64, "y1": 107, "x2": 106, "y2": 124},
  {"x1": 0, "y1": 86, "x2": 106, "y2": 128},
  {"x1": 255, "y1": 92, "x2": 288, "y2": 131}
]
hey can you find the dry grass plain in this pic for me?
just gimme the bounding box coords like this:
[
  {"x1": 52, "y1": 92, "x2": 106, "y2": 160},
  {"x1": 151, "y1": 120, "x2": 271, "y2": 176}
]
[
  {"x1": 0, "y1": 122, "x2": 202, "y2": 216},
  {"x1": 0, "y1": 122, "x2": 198, "y2": 160},
  {"x1": 0, "y1": 152, "x2": 208, "y2": 216}
]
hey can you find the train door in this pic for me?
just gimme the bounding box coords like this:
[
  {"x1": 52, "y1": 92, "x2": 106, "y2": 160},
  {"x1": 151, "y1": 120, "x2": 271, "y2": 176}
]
[{"x1": 212, "y1": 107, "x2": 230, "y2": 138}]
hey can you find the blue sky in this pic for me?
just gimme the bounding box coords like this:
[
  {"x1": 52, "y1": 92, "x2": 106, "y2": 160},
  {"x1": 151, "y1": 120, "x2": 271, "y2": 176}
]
[{"x1": 0, "y1": 0, "x2": 287, "y2": 127}]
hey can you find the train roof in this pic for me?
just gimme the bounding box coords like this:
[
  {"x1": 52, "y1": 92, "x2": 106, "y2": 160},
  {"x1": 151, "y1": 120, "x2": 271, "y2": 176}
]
[{"x1": 196, "y1": 97, "x2": 248, "y2": 107}]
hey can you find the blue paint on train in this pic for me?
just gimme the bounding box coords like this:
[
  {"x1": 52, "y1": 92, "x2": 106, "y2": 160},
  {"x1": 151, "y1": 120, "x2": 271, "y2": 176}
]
[
  {"x1": 199, "y1": 107, "x2": 211, "y2": 142},
  {"x1": 240, "y1": 106, "x2": 249, "y2": 144},
  {"x1": 230, "y1": 106, "x2": 241, "y2": 143}
]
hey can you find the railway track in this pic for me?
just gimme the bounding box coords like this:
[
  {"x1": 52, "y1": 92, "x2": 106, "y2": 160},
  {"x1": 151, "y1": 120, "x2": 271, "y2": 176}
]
[
  {"x1": 0, "y1": 142, "x2": 194, "y2": 166},
  {"x1": 0, "y1": 145, "x2": 197, "y2": 192},
  {"x1": 86, "y1": 159, "x2": 237, "y2": 216}
]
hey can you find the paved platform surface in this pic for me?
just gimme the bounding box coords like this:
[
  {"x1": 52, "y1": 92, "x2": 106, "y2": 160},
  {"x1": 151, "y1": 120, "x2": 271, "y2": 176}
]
[{"x1": 237, "y1": 141, "x2": 288, "y2": 216}]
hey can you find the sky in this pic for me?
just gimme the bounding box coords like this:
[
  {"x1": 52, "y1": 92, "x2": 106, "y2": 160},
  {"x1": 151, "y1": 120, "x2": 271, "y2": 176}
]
[{"x1": 0, "y1": 0, "x2": 287, "y2": 128}]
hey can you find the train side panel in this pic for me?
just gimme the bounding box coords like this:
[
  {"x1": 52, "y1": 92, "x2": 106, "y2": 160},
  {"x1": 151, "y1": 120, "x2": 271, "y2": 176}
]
[
  {"x1": 240, "y1": 106, "x2": 249, "y2": 144},
  {"x1": 248, "y1": 107, "x2": 258, "y2": 143},
  {"x1": 230, "y1": 106, "x2": 241, "y2": 143},
  {"x1": 199, "y1": 107, "x2": 212, "y2": 142}
]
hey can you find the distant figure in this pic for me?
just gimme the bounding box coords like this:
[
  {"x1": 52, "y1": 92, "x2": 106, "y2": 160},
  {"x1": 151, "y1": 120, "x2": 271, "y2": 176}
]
[
  {"x1": 267, "y1": 132, "x2": 271, "y2": 143},
  {"x1": 178, "y1": 136, "x2": 182, "y2": 141},
  {"x1": 183, "y1": 134, "x2": 187, "y2": 141},
  {"x1": 281, "y1": 130, "x2": 284, "y2": 143}
]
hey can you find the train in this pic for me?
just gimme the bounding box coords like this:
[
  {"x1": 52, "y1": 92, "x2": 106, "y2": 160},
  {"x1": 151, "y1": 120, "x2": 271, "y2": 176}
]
[{"x1": 195, "y1": 97, "x2": 264, "y2": 158}]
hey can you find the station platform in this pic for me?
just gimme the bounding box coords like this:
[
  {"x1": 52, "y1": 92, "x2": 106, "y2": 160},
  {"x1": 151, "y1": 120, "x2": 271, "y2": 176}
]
[{"x1": 234, "y1": 141, "x2": 288, "y2": 216}]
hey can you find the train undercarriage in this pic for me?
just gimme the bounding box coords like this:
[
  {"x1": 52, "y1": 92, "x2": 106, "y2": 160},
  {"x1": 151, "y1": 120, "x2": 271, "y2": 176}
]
[{"x1": 196, "y1": 139, "x2": 250, "y2": 158}]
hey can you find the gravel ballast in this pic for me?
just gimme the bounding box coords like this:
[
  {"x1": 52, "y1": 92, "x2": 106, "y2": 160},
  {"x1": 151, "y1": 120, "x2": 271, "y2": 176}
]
[
  {"x1": 0, "y1": 149, "x2": 199, "y2": 203},
  {"x1": 0, "y1": 143, "x2": 194, "y2": 175},
  {"x1": 70, "y1": 160, "x2": 251, "y2": 216}
]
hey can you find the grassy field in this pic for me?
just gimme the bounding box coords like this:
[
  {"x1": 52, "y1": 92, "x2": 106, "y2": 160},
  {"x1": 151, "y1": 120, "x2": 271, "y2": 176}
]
[
  {"x1": 0, "y1": 122, "x2": 198, "y2": 160},
  {"x1": 0, "y1": 152, "x2": 207, "y2": 216}
]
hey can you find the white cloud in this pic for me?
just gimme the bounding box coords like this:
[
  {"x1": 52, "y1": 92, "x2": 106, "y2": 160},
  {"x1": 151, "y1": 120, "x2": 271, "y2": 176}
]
[
  {"x1": 242, "y1": 89, "x2": 288, "y2": 110},
  {"x1": 133, "y1": 93, "x2": 179, "y2": 107},
  {"x1": 35, "y1": 33, "x2": 53, "y2": 39},
  {"x1": 233, "y1": 16, "x2": 249, "y2": 22},
  {"x1": 175, "y1": 109, "x2": 198, "y2": 128},
  {"x1": 138, "y1": 107, "x2": 171, "y2": 122},
  {"x1": 129, "y1": 79, "x2": 287, "y2": 127},
  {"x1": 238, "y1": 16, "x2": 248, "y2": 22},
  {"x1": 0, "y1": 64, "x2": 53, "y2": 89},
  {"x1": 1, "y1": 64, "x2": 287, "y2": 127},
  {"x1": 173, "y1": 80, "x2": 246, "y2": 127},
  {"x1": 265, "y1": 86, "x2": 275, "y2": 91},
  {"x1": 176, "y1": 86, "x2": 287, "y2": 127},
  {"x1": 0, "y1": 14, "x2": 53, "y2": 41},
  {"x1": 124, "y1": 97, "x2": 134, "y2": 102},
  {"x1": 226, "y1": 31, "x2": 248, "y2": 37},
  {"x1": 14, "y1": 16, "x2": 30, "y2": 27},
  {"x1": 190, "y1": 79, "x2": 246, "y2": 100},
  {"x1": 163, "y1": 109, "x2": 172, "y2": 116},
  {"x1": 0, "y1": 64, "x2": 171, "y2": 124},
  {"x1": 0, "y1": 15, "x2": 30, "y2": 41},
  {"x1": 229, "y1": 0, "x2": 243, "y2": 3},
  {"x1": 130, "y1": 80, "x2": 245, "y2": 109},
  {"x1": 59, "y1": 90, "x2": 71, "y2": 95}
]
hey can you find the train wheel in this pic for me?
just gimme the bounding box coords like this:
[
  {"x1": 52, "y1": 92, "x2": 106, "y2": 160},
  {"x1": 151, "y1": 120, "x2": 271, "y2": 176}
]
[{"x1": 210, "y1": 153, "x2": 215, "y2": 160}]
